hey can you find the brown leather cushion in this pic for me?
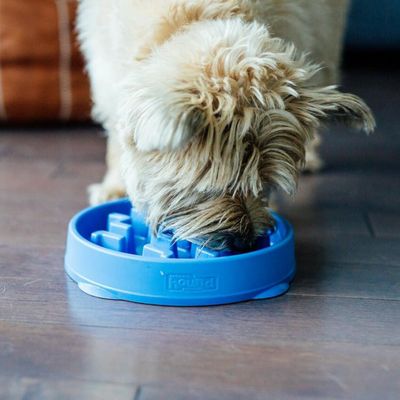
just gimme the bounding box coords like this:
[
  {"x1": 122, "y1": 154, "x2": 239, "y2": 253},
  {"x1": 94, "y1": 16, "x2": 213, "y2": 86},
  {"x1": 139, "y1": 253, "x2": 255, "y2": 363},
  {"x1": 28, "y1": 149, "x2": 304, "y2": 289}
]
[{"x1": 0, "y1": 0, "x2": 91, "y2": 122}]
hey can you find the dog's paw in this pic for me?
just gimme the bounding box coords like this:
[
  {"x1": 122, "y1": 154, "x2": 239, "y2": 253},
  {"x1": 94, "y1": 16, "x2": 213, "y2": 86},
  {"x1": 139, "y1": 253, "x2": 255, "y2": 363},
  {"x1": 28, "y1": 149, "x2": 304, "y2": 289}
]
[{"x1": 88, "y1": 182, "x2": 126, "y2": 205}]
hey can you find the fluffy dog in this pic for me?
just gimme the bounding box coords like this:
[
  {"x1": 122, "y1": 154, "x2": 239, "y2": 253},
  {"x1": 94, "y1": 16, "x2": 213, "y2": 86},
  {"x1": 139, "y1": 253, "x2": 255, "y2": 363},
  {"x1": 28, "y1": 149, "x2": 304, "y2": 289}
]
[{"x1": 77, "y1": 0, "x2": 375, "y2": 249}]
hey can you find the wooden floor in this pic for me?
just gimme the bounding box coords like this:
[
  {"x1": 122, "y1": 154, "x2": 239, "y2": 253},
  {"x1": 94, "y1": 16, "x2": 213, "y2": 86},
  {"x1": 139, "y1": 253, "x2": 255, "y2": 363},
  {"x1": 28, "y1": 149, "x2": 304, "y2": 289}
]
[{"x1": 1, "y1": 64, "x2": 400, "y2": 400}]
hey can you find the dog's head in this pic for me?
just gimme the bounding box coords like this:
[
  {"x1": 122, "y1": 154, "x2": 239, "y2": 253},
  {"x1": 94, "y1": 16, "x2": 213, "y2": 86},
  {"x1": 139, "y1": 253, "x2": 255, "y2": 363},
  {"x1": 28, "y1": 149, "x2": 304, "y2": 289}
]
[{"x1": 119, "y1": 18, "x2": 375, "y2": 250}]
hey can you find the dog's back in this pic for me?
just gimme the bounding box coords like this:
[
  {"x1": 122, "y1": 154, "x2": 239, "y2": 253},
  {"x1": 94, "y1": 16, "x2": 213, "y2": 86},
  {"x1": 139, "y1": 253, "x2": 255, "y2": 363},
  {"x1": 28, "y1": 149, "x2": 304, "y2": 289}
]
[
  {"x1": 77, "y1": 0, "x2": 350, "y2": 127},
  {"x1": 252, "y1": 0, "x2": 350, "y2": 84}
]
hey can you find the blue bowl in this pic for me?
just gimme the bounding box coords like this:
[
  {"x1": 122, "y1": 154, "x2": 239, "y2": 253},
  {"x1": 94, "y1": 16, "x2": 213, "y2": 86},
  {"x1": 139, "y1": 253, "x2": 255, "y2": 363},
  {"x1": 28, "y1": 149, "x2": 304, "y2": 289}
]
[{"x1": 64, "y1": 198, "x2": 296, "y2": 306}]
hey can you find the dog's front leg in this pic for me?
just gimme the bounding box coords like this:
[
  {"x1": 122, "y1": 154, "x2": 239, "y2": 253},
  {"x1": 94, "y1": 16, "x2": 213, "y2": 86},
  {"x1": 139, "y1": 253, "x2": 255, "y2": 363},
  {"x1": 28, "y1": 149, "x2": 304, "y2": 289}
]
[{"x1": 88, "y1": 133, "x2": 126, "y2": 205}]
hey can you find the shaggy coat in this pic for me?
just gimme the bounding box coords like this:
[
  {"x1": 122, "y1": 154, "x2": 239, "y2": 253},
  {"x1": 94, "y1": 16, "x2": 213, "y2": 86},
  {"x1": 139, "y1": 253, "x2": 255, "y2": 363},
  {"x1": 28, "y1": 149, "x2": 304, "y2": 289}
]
[{"x1": 77, "y1": 0, "x2": 375, "y2": 249}]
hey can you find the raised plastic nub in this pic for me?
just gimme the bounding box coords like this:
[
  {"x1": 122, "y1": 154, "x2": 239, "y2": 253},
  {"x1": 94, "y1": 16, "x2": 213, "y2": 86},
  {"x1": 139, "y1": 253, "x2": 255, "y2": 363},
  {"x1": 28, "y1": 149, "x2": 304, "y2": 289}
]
[{"x1": 90, "y1": 207, "x2": 275, "y2": 259}]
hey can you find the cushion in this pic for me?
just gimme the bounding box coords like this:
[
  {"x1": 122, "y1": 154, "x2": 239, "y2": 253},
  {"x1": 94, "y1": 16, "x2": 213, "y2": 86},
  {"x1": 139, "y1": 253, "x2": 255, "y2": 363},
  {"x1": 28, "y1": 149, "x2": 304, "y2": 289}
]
[{"x1": 0, "y1": 0, "x2": 91, "y2": 122}]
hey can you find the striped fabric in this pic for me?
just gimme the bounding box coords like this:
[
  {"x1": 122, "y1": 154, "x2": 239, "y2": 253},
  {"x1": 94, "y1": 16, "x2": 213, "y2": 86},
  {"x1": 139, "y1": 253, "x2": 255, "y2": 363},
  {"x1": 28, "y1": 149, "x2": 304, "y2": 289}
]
[{"x1": 0, "y1": 0, "x2": 91, "y2": 122}]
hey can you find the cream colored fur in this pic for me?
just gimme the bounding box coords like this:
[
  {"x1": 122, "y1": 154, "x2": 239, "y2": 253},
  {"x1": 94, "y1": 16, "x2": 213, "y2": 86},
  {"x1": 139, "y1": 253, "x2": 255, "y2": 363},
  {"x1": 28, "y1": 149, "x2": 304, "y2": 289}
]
[{"x1": 77, "y1": 0, "x2": 375, "y2": 249}]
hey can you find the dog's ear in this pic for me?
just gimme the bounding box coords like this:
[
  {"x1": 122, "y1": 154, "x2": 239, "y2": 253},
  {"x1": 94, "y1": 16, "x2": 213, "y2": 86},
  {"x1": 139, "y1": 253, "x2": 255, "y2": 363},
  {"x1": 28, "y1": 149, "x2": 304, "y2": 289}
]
[
  {"x1": 119, "y1": 79, "x2": 208, "y2": 152},
  {"x1": 119, "y1": 18, "x2": 278, "y2": 153},
  {"x1": 287, "y1": 85, "x2": 376, "y2": 134}
]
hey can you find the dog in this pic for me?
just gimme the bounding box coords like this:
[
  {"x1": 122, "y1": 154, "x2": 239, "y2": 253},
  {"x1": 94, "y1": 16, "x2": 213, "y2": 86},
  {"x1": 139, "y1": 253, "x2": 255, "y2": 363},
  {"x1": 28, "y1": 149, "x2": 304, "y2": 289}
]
[{"x1": 77, "y1": 0, "x2": 375, "y2": 250}]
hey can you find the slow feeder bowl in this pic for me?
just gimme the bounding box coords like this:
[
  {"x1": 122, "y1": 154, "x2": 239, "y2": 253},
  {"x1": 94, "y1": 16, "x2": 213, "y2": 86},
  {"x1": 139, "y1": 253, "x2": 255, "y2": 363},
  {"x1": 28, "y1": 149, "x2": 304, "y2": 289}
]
[{"x1": 65, "y1": 198, "x2": 296, "y2": 306}]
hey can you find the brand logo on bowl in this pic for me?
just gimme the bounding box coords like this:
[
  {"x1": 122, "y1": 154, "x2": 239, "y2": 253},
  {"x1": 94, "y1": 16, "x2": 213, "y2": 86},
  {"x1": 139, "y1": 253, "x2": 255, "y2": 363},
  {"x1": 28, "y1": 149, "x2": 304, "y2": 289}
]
[{"x1": 167, "y1": 274, "x2": 218, "y2": 292}]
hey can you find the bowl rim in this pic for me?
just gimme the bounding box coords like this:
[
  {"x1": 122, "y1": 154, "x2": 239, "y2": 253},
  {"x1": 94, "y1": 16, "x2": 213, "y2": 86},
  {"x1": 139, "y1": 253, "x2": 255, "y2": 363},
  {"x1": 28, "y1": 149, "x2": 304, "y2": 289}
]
[{"x1": 68, "y1": 198, "x2": 294, "y2": 265}]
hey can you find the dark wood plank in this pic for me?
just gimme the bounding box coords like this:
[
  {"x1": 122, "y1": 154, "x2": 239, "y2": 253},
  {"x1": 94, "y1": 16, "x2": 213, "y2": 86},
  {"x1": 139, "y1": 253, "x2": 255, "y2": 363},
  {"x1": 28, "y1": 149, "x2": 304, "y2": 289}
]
[
  {"x1": 296, "y1": 235, "x2": 400, "y2": 267},
  {"x1": 137, "y1": 386, "x2": 267, "y2": 400},
  {"x1": 0, "y1": 158, "x2": 59, "y2": 194},
  {"x1": 280, "y1": 208, "x2": 371, "y2": 238},
  {"x1": 289, "y1": 172, "x2": 400, "y2": 211},
  {"x1": 0, "y1": 156, "x2": 104, "y2": 247},
  {"x1": 138, "y1": 382, "x2": 400, "y2": 400},
  {"x1": 137, "y1": 386, "x2": 326, "y2": 400},
  {"x1": 319, "y1": 134, "x2": 400, "y2": 172},
  {"x1": 1, "y1": 287, "x2": 399, "y2": 346},
  {"x1": 0, "y1": 377, "x2": 137, "y2": 400},
  {"x1": 0, "y1": 158, "x2": 105, "y2": 199},
  {"x1": 0, "y1": 127, "x2": 105, "y2": 162},
  {"x1": 292, "y1": 261, "x2": 400, "y2": 300},
  {"x1": 0, "y1": 245, "x2": 64, "y2": 279},
  {"x1": 1, "y1": 322, "x2": 399, "y2": 400},
  {"x1": 0, "y1": 195, "x2": 87, "y2": 247},
  {"x1": 368, "y1": 211, "x2": 400, "y2": 238}
]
